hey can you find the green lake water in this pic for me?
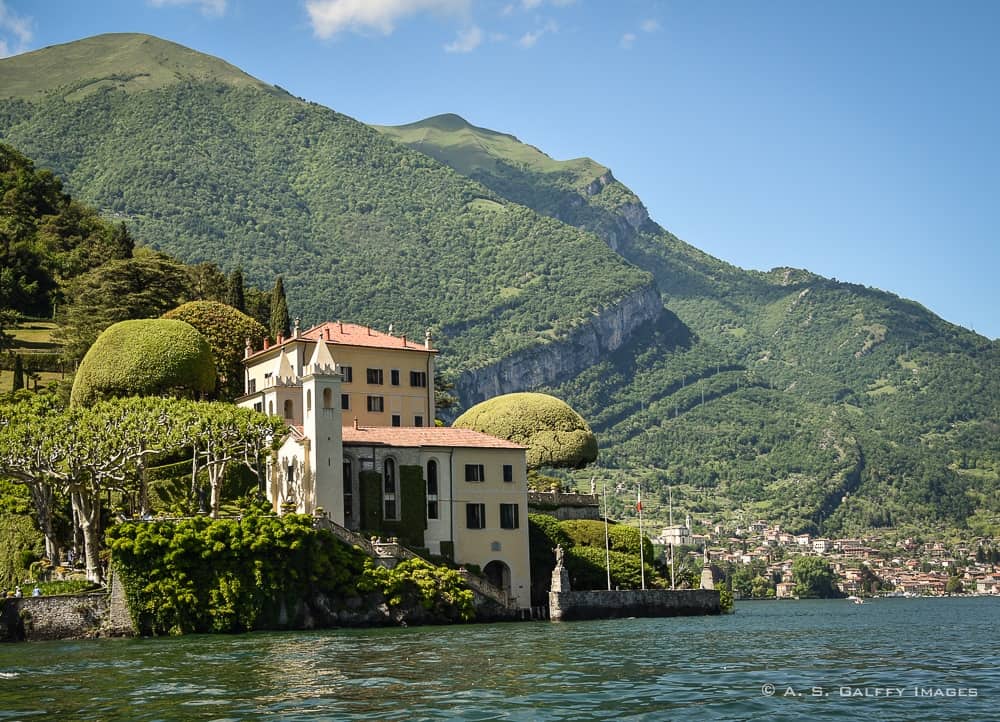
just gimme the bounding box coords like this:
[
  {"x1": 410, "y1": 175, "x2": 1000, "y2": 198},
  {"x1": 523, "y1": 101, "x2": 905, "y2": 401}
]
[{"x1": 1, "y1": 597, "x2": 997, "y2": 721}]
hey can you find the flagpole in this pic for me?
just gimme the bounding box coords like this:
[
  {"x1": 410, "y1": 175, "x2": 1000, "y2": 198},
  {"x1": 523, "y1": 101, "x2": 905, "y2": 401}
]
[
  {"x1": 638, "y1": 484, "x2": 646, "y2": 590},
  {"x1": 602, "y1": 477, "x2": 611, "y2": 591},
  {"x1": 668, "y1": 484, "x2": 675, "y2": 589}
]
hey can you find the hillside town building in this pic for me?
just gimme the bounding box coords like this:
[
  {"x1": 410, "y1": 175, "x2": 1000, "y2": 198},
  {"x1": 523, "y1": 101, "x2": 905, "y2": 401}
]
[{"x1": 236, "y1": 321, "x2": 532, "y2": 608}]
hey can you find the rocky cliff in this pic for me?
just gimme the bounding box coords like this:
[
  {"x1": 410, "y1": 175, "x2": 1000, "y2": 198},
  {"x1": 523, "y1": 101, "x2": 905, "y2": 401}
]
[{"x1": 455, "y1": 283, "x2": 664, "y2": 406}]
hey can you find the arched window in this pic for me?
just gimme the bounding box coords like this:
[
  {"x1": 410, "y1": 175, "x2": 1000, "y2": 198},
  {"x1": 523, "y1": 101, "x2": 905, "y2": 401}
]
[
  {"x1": 323, "y1": 387, "x2": 333, "y2": 409},
  {"x1": 283, "y1": 399, "x2": 293, "y2": 419},
  {"x1": 383, "y1": 458, "x2": 397, "y2": 520},
  {"x1": 306, "y1": 389, "x2": 312, "y2": 412},
  {"x1": 426, "y1": 459, "x2": 439, "y2": 520},
  {"x1": 268, "y1": 400, "x2": 274, "y2": 416}
]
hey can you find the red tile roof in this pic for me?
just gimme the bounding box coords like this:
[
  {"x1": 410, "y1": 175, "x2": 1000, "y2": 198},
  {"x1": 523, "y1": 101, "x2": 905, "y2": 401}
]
[
  {"x1": 246, "y1": 321, "x2": 436, "y2": 359},
  {"x1": 303, "y1": 321, "x2": 435, "y2": 352},
  {"x1": 342, "y1": 426, "x2": 524, "y2": 450}
]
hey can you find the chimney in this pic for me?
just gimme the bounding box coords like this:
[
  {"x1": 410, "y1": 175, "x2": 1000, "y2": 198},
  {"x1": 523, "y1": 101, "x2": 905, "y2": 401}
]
[
  {"x1": 244, "y1": 338, "x2": 252, "y2": 359},
  {"x1": 388, "y1": 323, "x2": 394, "y2": 336},
  {"x1": 353, "y1": 417, "x2": 359, "y2": 430},
  {"x1": 424, "y1": 329, "x2": 431, "y2": 350},
  {"x1": 339, "y1": 320, "x2": 343, "y2": 333},
  {"x1": 293, "y1": 318, "x2": 300, "y2": 339},
  {"x1": 367, "y1": 326, "x2": 372, "y2": 336},
  {"x1": 263, "y1": 338, "x2": 270, "y2": 350},
  {"x1": 277, "y1": 334, "x2": 284, "y2": 345},
  {"x1": 401, "y1": 334, "x2": 407, "y2": 346},
  {"x1": 325, "y1": 327, "x2": 331, "y2": 341}
]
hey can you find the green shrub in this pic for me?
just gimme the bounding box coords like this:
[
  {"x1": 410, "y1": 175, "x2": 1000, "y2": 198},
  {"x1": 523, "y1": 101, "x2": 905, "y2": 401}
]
[
  {"x1": 358, "y1": 558, "x2": 474, "y2": 622},
  {"x1": 162, "y1": 301, "x2": 266, "y2": 401},
  {"x1": 71, "y1": 318, "x2": 216, "y2": 406},
  {"x1": 453, "y1": 392, "x2": 598, "y2": 469},
  {"x1": 107, "y1": 509, "x2": 367, "y2": 634}
]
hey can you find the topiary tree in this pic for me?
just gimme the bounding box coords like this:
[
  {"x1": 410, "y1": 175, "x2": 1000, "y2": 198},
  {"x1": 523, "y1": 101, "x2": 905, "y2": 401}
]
[
  {"x1": 70, "y1": 318, "x2": 216, "y2": 406},
  {"x1": 162, "y1": 300, "x2": 267, "y2": 401},
  {"x1": 453, "y1": 392, "x2": 598, "y2": 469}
]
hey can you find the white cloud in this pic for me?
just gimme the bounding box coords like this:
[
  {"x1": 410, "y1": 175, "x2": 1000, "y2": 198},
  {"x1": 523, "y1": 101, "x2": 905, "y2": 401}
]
[
  {"x1": 620, "y1": 32, "x2": 635, "y2": 50},
  {"x1": 518, "y1": 29, "x2": 541, "y2": 48},
  {"x1": 148, "y1": 0, "x2": 227, "y2": 17},
  {"x1": 640, "y1": 18, "x2": 660, "y2": 33},
  {"x1": 444, "y1": 25, "x2": 481, "y2": 53},
  {"x1": 518, "y1": 18, "x2": 556, "y2": 48},
  {"x1": 0, "y1": 0, "x2": 32, "y2": 58},
  {"x1": 306, "y1": 0, "x2": 469, "y2": 38}
]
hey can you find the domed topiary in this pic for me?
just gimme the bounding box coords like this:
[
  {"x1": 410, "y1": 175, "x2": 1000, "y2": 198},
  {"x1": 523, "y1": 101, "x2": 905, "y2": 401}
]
[
  {"x1": 70, "y1": 318, "x2": 216, "y2": 406},
  {"x1": 162, "y1": 300, "x2": 267, "y2": 401},
  {"x1": 453, "y1": 392, "x2": 598, "y2": 469}
]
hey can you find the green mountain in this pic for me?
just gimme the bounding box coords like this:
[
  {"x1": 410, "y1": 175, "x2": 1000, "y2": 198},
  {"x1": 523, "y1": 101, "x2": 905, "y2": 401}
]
[
  {"x1": 0, "y1": 34, "x2": 650, "y2": 372},
  {"x1": 1, "y1": 34, "x2": 996, "y2": 538}
]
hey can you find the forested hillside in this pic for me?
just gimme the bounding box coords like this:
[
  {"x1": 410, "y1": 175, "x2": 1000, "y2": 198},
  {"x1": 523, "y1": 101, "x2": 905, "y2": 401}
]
[
  {"x1": 381, "y1": 115, "x2": 999, "y2": 537},
  {"x1": 1, "y1": 34, "x2": 996, "y2": 537},
  {"x1": 0, "y1": 34, "x2": 651, "y2": 373}
]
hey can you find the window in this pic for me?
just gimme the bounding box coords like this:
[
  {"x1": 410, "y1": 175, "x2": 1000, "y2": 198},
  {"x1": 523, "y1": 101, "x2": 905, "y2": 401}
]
[
  {"x1": 465, "y1": 464, "x2": 485, "y2": 482},
  {"x1": 341, "y1": 366, "x2": 353, "y2": 383},
  {"x1": 390, "y1": 369, "x2": 400, "y2": 386},
  {"x1": 253, "y1": 402, "x2": 262, "y2": 413},
  {"x1": 306, "y1": 390, "x2": 312, "y2": 412},
  {"x1": 410, "y1": 371, "x2": 427, "y2": 388},
  {"x1": 248, "y1": 378, "x2": 257, "y2": 393},
  {"x1": 367, "y1": 396, "x2": 384, "y2": 412},
  {"x1": 391, "y1": 414, "x2": 401, "y2": 427},
  {"x1": 343, "y1": 459, "x2": 353, "y2": 521},
  {"x1": 427, "y1": 461, "x2": 439, "y2": 520},
  {"x1": 323, "y1": 388, "x2": 333, "y2": 408},
  {"x1": 383, "y1": 458, "x2": 397, "y2": 520},
  {"x1": 366, "y1": 368, "x2": 383, "y2": 385},
  {"x1": 283, "y1": 399, "x2": 294, "y2": 419},
  {"x1": 503, "y1": 464, "x2": 513, "y2": 483},
  {"x1": 414, "y1": 415, "x2": 424, "y2": 427},
  {"x1": 427, "y1": 460, "x2": 438, "y2": 496},
  {"x1": 466, "y1": 503, "x2": 486, "y2": 529},
  {"x1": 500, "y1": 503, "x2": 520, "y2": 529},
  {"x1": 340, "y1": 393, "x2": 350, "y2": 410}
]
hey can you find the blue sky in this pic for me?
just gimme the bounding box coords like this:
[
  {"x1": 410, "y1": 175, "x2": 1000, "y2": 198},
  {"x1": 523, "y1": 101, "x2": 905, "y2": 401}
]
[{"x1": 2, "y1": 0, "x2": 997, "y2": 338}]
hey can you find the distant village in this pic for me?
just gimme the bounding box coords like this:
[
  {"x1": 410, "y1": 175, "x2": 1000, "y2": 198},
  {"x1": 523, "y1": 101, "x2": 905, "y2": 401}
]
[{"x1": 653, "y1": 516, "x2": 1000, "y2": 598}]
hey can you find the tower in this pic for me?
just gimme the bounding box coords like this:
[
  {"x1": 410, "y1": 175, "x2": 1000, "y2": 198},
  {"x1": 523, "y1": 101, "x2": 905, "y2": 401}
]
[{"x1": 301, "y1": 335, "x2": 345, "y2": 522}]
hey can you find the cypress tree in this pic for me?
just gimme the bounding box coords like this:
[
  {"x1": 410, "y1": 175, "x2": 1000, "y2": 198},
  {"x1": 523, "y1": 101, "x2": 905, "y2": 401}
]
[
  {"x1": 226, "y1": 267, "x2": 246, "y2": 312},
  {"x1": 269, "y1": 275, "x2": 290, "y2": 341}
]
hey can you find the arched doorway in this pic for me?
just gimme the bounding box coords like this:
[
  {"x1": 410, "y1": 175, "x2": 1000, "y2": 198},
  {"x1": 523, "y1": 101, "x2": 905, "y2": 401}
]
[{"x1": 483, "y1": 560, "x2": 511, "y2": 596}]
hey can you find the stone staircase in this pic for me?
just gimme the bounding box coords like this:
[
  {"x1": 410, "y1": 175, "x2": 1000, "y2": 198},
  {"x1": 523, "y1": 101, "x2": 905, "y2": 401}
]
[{"x1": 313, "y1": 516, "x2": 516, "y2": 610}]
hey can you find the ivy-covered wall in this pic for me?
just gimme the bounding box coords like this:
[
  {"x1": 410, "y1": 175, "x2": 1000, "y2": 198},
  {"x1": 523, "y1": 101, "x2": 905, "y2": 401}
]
[
  {"x1": 358, "y1": 466, "x2": 427, "y2": 548},
  {"x1": 105, "y1": 507, "x2": 477, "y2": 635}
]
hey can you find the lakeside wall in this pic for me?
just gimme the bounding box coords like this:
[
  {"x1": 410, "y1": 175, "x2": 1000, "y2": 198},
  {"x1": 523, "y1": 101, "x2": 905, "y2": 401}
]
[
  {"x1": 0, "y1": 574, "x2": 132, "y2": 641},
  {"x1": 549, "y1": 589, "x2": 720, "y2": 621}
]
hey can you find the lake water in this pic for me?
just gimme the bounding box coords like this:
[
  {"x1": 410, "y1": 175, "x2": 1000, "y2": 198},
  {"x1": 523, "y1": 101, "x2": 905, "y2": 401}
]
[{"x1": 1, "y1": 597, "x2": 997, "y2": 721}]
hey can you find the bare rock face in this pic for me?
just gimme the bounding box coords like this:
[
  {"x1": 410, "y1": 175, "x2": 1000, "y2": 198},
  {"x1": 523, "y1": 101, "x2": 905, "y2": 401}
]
[{"x1": 456, "y1": 284, "x2": 663, "y2": 406}]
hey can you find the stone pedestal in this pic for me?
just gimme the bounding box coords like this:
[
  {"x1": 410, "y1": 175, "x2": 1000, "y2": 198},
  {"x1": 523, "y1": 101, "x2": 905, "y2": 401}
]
[
  {"x1": 700, "y1": 565, "x2": 715, "y2": 590},
  {"x1": 551, "y1": 564, "x2": 570, "y2": 593}
]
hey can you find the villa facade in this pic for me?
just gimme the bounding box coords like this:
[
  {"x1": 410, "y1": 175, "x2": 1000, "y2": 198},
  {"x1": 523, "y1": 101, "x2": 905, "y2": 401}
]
[{"x1": 236, "y1": 321, "x2": 532, "y2": 608}]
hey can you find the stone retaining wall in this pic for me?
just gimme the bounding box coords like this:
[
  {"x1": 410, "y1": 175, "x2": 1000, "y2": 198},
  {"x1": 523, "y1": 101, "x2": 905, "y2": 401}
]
[
  {"x1": 0, "y1": 576, "x2": 132, "y2": 642},
  {"x1": 549, "y1": 589, "x2": 720, "y2": 621}
]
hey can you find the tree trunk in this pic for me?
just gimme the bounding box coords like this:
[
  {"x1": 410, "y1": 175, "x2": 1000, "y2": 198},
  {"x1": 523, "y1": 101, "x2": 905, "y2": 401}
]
[
  {"x1": 208, "y1": 461, "x2": 227, "y2": 518},
  {"x1": 72, "y1": 490, "x2": 103, "y2": 583},
  {"x1": 28, "y1": 481, "x2": 58, "y2": 561}
]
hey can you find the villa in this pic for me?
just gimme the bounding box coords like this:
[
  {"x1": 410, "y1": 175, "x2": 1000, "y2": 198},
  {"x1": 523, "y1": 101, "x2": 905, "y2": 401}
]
[{"x1": 236, "y1": 320, "x2": 532, "y2": 608}]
